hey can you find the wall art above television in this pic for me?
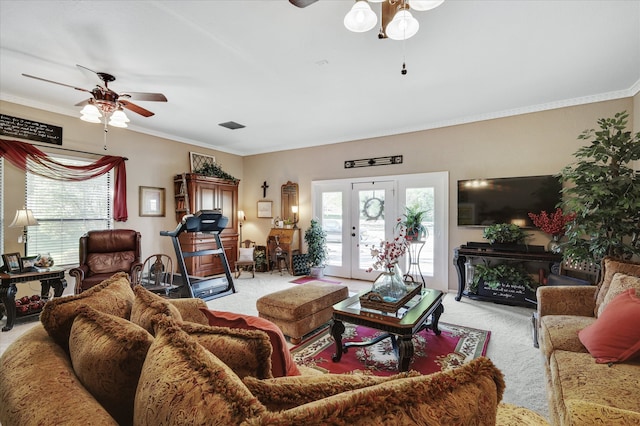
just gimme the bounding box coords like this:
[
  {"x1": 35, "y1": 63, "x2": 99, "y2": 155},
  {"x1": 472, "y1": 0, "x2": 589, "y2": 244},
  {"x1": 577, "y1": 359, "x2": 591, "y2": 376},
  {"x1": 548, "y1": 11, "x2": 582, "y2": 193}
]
[{"x1": 457, "y1": 175, "x2": 562, "y2": 228}]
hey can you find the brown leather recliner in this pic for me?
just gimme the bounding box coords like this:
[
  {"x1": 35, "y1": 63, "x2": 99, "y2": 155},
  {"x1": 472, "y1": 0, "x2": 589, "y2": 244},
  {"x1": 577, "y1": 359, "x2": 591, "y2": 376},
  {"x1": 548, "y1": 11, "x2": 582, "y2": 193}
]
[{"x1": 69, "y1": 229, "x2": 143, "y2": 294}]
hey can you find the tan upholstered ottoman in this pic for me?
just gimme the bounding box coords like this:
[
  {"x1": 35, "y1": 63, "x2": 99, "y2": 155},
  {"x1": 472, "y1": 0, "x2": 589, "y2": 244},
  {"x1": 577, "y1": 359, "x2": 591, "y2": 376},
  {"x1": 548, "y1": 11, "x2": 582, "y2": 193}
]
[{"x1": 256, "y1": 282, "x2": 349, "y2": 344}]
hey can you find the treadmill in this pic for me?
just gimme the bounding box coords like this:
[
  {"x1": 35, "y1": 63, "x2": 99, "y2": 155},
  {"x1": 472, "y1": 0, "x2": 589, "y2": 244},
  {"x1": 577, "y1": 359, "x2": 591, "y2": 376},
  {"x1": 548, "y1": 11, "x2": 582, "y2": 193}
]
[{"x1": 160, "y1": 210, "x2": 236, "y2": 300}]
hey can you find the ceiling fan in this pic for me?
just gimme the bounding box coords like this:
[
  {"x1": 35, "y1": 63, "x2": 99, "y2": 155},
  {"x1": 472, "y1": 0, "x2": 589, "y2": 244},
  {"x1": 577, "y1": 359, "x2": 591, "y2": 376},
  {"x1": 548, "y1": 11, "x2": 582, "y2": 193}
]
[{"x1": 22, "y1": 64, "x2": 167, "y2": 119}]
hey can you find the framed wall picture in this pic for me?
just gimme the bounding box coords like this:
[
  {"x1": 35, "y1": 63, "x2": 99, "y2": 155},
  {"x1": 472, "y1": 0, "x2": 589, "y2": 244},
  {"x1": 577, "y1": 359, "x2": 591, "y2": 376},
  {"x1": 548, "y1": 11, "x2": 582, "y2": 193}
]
[
  {"x1": 139, "y1": 186, "x2": 166, "y2": 217},
  {"x1": 2, "y1": 252, "x2": 22, "y2": 273},
  {"x1": 257, "y1": 200, "x2": 273, "y2": 218}
]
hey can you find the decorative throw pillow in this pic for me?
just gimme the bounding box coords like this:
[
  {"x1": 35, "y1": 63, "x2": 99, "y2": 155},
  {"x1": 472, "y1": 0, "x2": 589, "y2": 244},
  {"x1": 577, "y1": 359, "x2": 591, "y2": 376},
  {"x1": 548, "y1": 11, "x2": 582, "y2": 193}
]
[
  {"x1": 579, "y1": 288, "x2": 640, "y2": 363},
  {"x1": 598, "y1": 273, "x2": 640, "y2": 317},
  {"x1": 199, "y1": 308, "x2": 301, "y2": 377},
  {"x1": 243, "y1": 371, "x2": 420, "y2": 411},
  {"x1": 180, "y1": 321, "x2": 273, "y2": 379},
  {"x1": 40, "y1": 272, "x2": 135, "y2": 351},
  {"x1": 245, "y1": 357, "x2": 505, "y2": 425},
  {"x1": 133, "y1": 317, "x2": 267, "y2": 425},
  {"x1": 130, "y1": 285, "x2": 182, "y2": 335},
  {"x1": 595, "y1": 257, "x2": 640, "y2": 317},
  {"x1": 238, "y1": 247, "x2": 255, "y2": 262},
  {"x1": 69, "y1": 306, "x2": 153, "y2": 426}
]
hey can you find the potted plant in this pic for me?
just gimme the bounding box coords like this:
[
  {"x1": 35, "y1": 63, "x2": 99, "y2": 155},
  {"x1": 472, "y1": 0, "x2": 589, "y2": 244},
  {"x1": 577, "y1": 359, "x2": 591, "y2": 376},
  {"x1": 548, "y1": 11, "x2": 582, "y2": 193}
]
[
  {"x1": 560, "y1": 111, "x2": 640, "y2": 262},
  {"x1": 482, "y1": 223, "x2": 528, "y2": 245},
  {"x1": 399, "y1": 205, "x2": 429, "y2": 241},
  {"x1": 304, "y1": 219, "x2": 328, "y2": 278}
]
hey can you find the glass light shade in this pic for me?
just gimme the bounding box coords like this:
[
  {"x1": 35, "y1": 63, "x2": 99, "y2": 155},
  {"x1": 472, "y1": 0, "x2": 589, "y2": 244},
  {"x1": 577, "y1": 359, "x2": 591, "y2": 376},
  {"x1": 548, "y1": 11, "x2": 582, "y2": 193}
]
[
  {"x1": 80, "y1": 114, "x2": 101, "y2": 123},
  {"x1": 408, "y1": 0, "x2": 444, "y2": 11},
  {"x1": 344, "y1": 1, "x2": 377, "y2": 33},
  {"x1": 291, "y1": 206, "x2": 298, "y2": 214},
  {"x1": 385, "y1": 9, "x2": 419, "y2": 40},
  {"x1": 9, "y1": 209, "x2": 39, "y2": 227},
  {"x1": 80, "y1": 104, "x2": 102, "y2": 117},
  {"x1": 108, "y1": 117, "x2": 128, "y2": 128},
  {"x1": 110, "y1": 109, "x2": 130, "y2": 123},
  {"x1": 238, "y1": 210, "x2": 246, "y2": 221}
]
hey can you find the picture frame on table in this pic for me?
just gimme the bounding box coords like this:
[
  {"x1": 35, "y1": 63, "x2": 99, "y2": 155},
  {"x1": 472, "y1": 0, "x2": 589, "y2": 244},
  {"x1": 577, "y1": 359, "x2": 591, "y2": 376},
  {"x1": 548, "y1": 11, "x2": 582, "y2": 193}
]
[
  {"x1": 139, "y1": 186, "x2": 166, "y2": 217},
  {"x1": 2, "y1": 252, "x2": 22, "y2": 273},
  {"x1": 21, "y1": 255, "x2": 39, "y2": 270},
  {"x1": 257, "y1": 200, "x2": 273, "y2": 218}
]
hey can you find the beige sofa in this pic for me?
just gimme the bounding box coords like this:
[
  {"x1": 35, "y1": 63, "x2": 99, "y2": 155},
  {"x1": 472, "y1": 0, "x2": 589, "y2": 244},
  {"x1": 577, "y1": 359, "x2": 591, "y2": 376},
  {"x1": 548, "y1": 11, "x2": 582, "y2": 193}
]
[
  {"x1": 537, "y1": 257, "x2": 640, "y2": 425},
  {"x1": 1, "y1": 272, "x2": 549, "y2": 425}
]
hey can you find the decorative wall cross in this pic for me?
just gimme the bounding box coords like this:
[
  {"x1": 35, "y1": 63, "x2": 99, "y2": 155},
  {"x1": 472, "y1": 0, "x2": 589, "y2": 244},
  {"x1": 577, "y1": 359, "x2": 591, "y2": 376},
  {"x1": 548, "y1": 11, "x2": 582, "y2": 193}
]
[{"x1": 261, "y1": 181, "x2": 269, "y2": 198}]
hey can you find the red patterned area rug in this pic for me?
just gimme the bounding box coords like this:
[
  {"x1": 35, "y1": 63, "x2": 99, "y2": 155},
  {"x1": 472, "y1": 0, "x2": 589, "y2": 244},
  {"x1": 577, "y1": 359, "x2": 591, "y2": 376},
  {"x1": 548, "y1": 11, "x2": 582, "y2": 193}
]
[
  {"x1": 289, "y1": 276, "x2": 342, "y2": 284},
  {"x1": 291, "y1": 322, "x2": 490, "y2": 376}
]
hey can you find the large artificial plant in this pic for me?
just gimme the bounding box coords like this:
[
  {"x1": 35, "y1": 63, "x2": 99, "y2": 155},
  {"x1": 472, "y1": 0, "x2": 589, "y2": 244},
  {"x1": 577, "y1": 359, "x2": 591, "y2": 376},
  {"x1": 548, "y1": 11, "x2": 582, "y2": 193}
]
[
  {"x1": 560, "y1": 111, "x2": 640, "y2": 262},
  {"x1": 304, "y1": 219, "x2": 328, "y2": 268}
]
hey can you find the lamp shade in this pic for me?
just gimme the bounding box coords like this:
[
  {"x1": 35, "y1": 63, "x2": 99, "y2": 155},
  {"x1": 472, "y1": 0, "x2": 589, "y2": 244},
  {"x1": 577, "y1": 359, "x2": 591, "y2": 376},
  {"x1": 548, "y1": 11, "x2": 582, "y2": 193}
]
[
  {"x1": 408, "y1": 0, "x2": 444, "y2": 11},
  {"x1": 344, "y1": 1, "x2": 377, "y2": 33},
  {"x1": 80, "y1": 104, "x2": 102, "y2": 117},
  {"x1": 9, "y1": 209, "x2": 39, "y2": 227},
  {"x1": 238, "y1": 210, "x2": 246, "y2": 222},
  {"x1": 385, "y1": 9, "x2": 419, "y2": 40},
  {"x1": 291, "y1": 206, "x2": 298, "y2": 214}
]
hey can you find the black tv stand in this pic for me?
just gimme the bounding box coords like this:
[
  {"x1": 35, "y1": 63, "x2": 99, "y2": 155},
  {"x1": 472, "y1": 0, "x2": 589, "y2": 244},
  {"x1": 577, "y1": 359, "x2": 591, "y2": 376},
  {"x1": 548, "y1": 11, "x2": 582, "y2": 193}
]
[{"x1": 453, "y1": 243, "x2": 562, "y2": 308}]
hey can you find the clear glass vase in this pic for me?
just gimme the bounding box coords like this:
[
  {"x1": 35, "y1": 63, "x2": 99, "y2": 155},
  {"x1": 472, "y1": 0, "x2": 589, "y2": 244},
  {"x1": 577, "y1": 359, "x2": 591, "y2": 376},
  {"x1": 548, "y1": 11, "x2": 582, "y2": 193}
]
[
  {"x1": 371, "y1": 264, "x2": 407, "y2": 302},
  {"x1": 548, "y1": 235, "x2": 563, "y2": 254}
]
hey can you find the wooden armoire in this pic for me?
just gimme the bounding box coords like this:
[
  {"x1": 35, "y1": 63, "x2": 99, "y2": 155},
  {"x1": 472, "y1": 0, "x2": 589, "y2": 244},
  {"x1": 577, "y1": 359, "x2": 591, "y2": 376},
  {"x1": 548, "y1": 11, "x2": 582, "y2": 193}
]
[{"x1": 174, "y1": 173, "x2": 239, "y2": 276}]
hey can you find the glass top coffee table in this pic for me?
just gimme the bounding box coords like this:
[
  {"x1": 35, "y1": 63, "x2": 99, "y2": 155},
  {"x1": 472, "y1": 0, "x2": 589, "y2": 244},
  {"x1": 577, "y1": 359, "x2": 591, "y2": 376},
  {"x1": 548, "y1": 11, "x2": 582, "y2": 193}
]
[{"x1": 331, "y1": 288, "x2": 444, "y2": 372}]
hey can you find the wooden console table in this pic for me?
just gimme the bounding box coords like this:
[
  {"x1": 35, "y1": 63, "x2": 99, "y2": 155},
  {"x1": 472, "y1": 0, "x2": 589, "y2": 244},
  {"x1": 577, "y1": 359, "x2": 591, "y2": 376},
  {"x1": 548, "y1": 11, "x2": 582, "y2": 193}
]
[
  {"x1": 453, "y1": 243, "x2": 562, "y2": 308},
  {"x1": 0, "y1": 267, "x2": 66, "y2": 331}
]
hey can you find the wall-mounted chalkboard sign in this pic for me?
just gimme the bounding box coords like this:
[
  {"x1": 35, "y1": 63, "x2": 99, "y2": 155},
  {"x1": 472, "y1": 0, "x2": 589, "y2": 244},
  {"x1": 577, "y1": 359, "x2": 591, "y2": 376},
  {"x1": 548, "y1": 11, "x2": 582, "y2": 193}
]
[{"x1": 0, "y1": 114, "x2": 62, "y2": 145}]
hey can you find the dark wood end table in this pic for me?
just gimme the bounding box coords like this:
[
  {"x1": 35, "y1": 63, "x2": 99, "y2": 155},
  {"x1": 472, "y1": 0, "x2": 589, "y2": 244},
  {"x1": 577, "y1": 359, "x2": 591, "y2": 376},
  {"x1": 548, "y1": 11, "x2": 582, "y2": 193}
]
[
  {"x1": 0, "y1": 267, "x2": 66, "y2": 331},
  {"x1": 331, "y1": 288, "x2": 444, "y2": 372}
]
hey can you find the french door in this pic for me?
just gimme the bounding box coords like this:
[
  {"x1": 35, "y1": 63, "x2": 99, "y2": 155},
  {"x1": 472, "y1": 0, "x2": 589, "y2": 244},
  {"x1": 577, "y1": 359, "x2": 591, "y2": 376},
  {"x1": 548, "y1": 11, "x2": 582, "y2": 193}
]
[{"x1": 312, "y1": 172, "x2": 448, "y2": 292}]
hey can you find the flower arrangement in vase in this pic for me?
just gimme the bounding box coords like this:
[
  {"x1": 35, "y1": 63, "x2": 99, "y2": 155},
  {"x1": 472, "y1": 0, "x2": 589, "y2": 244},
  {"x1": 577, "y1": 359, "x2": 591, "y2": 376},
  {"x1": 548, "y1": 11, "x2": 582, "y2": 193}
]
[
  {"x1": 366, "y1": 219, "x2": 410, "y2": 301},
  {"x1": 528, "y1": 208, "x2": 576, "y2": 253}
]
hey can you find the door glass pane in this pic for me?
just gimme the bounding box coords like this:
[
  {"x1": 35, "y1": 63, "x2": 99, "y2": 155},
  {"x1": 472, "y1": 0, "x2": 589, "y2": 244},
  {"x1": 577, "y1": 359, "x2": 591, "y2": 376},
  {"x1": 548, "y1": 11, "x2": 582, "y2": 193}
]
[
  {"x1": 322, "y1": 192, "x2": 342, "y2": 267},
  {"x1": 358, "y1": 189, "x2": 386, "y2": 271},
  {"x1": 404, "y1": 187, "x2": 435, "y2": 277}
]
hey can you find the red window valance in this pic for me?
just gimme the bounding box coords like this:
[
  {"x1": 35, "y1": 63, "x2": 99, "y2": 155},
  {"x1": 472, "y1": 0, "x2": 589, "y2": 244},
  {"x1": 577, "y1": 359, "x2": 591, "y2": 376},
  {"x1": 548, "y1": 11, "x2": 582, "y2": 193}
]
[{"x1": 0, "y1": 139, "x2": 128, "y2": 221}]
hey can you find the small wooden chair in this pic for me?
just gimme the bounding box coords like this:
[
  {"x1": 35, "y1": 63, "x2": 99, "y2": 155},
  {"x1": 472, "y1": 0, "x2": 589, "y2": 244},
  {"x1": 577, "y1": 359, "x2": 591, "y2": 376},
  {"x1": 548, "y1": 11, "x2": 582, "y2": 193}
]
[{"x1": 236, "y1": 240, "x2": 256, "y2": 278}]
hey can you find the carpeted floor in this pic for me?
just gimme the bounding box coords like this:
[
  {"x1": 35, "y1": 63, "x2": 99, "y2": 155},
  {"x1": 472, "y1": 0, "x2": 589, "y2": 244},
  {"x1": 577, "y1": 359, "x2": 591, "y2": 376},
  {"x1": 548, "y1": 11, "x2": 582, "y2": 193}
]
[
  {"x1": 291, "y1": 322, "x2": 490, "y2": 376},
  {"x1": 0, "y1": 271, "x2": 550, "y2": 421}
]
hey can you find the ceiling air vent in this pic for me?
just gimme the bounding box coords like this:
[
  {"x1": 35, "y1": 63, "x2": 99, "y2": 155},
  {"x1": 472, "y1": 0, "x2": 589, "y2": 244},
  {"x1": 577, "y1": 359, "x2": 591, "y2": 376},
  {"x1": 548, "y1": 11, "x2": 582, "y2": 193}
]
[{"x1": 218, "y1": 121, "x2": 245, "y2": 130}]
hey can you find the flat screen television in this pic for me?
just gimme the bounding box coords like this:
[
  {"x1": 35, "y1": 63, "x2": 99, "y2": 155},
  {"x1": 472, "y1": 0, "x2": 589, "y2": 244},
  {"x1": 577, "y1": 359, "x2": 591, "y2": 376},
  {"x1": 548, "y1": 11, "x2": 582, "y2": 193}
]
[{"x1": 457, "y1": 175, "x2": 562, "y2": 227}]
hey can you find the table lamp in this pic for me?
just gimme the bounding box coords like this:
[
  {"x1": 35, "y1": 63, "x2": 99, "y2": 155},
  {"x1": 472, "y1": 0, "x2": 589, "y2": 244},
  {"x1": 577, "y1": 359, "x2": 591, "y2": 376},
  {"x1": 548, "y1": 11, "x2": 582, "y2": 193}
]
[
  {"x1": 291, "y1": 206, "x2": 299, "y2": 228},
  {"x1": 9, "y1": 207, "x2": 39, "y2": 256}
]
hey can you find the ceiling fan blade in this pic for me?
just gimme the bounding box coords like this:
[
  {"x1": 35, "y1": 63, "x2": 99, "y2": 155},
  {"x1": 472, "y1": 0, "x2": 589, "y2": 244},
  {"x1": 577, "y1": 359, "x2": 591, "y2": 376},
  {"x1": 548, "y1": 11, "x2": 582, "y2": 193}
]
[
  {"x1": 120, "y1": 92, "x2": 167, "y2": 102},
  {"x1": 119, "y1": 99, "x2": 154, "y2": 117},
  {"x1": 76, "y1": 64, "x2": 115, "y2": 84},
  {"x1": 289, "y1": 0, "x2": 318, "y2": 7},
  {"x1": 22, "y1": 73, "x2": 91, "y2": 93}
]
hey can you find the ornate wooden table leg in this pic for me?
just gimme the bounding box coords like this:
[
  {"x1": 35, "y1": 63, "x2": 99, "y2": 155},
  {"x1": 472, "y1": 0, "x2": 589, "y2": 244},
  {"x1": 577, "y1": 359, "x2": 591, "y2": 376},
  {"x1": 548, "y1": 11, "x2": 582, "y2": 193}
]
[
  {"x1": 431, "y1": 303, "x2": 444, "y2": 336},
  {"x1": 398, "y1": 336, "x2": 414, "y2": 372},
  {"x1": 1, "y1": 284, "x2": 18, "y2": 332},
  {"x1": 331, "y1": 319, "x2": 346, "y2": 362}
]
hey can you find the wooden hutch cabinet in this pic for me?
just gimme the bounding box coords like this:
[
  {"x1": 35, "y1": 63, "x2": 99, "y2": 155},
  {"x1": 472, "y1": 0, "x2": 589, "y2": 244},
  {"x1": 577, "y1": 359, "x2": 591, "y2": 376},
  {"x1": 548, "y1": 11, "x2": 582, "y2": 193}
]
[{"x1": 174, "y1": 173, "x2": 239, "y2": 277}]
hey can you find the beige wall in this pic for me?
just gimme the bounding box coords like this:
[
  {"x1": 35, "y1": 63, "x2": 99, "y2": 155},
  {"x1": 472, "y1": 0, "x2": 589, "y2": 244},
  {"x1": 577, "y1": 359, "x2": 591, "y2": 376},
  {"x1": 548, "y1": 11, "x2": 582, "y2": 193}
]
[
  {"x1": 1, "y1": 97, "x2": 635, "y2": 292},
  {"x1": 241, "y1": 98, "x2": 633, "y2": 291}
]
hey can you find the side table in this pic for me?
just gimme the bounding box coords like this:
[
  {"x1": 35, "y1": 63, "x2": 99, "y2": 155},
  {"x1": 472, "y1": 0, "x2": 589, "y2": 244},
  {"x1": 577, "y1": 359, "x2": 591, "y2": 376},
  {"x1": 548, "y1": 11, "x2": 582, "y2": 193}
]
[{"x1": 0, "y1": 267, "x2": 67, "y2": 331}]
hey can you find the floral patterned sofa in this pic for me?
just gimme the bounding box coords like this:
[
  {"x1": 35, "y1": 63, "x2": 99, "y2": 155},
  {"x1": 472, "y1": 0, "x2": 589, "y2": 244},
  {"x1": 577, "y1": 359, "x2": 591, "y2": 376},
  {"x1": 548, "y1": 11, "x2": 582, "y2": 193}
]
[
  {"x1": 0, "y1": 272, "x2": 550, "y2": 425},
  {"x1": 537, "y1": 257, "x2": 640, "y2": 425}
]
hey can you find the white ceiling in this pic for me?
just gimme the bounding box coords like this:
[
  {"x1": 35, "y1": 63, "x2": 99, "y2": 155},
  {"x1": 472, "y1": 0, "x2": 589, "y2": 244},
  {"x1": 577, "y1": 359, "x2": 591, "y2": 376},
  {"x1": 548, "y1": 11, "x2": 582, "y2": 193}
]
[{"x1": 1, "y1": 1, "x2": 639, "y2": 156}]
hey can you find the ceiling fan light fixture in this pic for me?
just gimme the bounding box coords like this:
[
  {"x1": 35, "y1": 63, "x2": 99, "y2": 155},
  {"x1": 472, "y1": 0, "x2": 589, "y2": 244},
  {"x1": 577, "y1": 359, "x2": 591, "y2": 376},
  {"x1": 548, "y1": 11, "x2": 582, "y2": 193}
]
[
  {"x1": 344, "y1": 1, "x2": 377, "y2": 33},
  {"x1": 80, "y1": 104, "x2": 102, "y2": 117},
  {"x1": 111, "y1": 109, "x2": 130, "y2": 123},
  {"x1": 385, "y1": 9, "x2": 419, "y2": 40},
  {"x1": 408, "y1": 0, "x2": 444, "y2": 11}
]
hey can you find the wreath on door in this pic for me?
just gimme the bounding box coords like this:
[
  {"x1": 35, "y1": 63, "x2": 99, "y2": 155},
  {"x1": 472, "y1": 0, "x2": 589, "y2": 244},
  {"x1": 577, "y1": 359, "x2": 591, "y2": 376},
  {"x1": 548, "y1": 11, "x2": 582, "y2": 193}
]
[{"x1": 362, "y1": 197, "x2": 384, "y2": 220}]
